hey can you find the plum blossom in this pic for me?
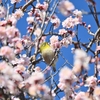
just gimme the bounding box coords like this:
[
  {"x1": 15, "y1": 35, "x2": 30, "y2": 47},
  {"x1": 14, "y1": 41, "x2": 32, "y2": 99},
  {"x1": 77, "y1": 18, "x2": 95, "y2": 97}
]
[
  {"x1": 0, "y1": 63, "x2": 23, "y2": 82},
  {"x1": 61, "y1": 36, "x2": 72, "y2": 47},
  {"x1": 0, "y1": 20, "x2": 7, "y2": 26},
  {"x1": 0, "y1": 61, "x2": 9, "y2": 71},
  {"x1": 0, "y1": 26, "x2": 6, "y2": 39},
  {"x1": 72, "y1": 49, "x2": 90, "y2": 73},
  {"x1": 28, "y1": 85, "x2": 38, "y2": 96},
  {"x1": 58, "y1": 0, "x2": 75, "y2": 16},
  {"x1": 85, "y1": 76, "x2": 97, "y2": 88},
  {"x1": 14, "y1": 64, "x2": 26, "y2": 73},
  {"x1": 58, "y1": 29, "x2": 67, "y2": 35},
  {"x1": 6, "y1": 26, "x2": 20, "y2": 39},
  {"x1": 50, "y1": 35, "x2": 61, "y2": 49},
  {"x1": 36, "y1": 2, "x2": 48, "y2": 11},
  {"x1": 22, "y1": 35, "x2": 32, "y2": 47},
  {"x1": 0, "y1": 6, "x2": 7, "y2": 18},
  {"x1": 34, "y1": 27, "x2": 42, "y2": 37},
  {"x1": 59, "y1": 67, "x2": 77, "y2": 83},
  {"x1": 51, "y1": 15, "x2": 60, "y2": 29},
  {"x1": 12, "y1": 54, "x2": 30, "y2": 66},
  {"x1": 62, "y1": 16, "x2": 74, "y2": 28},
  {"x1": 25, "y1": 71, "x2": 45, "y2": 96},
  {"x1": 75, "y1": 92, "x2": 90, "y2": 100},
  {"x1": 0, "y1": 46, "x2": 15, "y2": 60},
  {"x1": 26, "y1": 71, "x2": 44, "y2": 85},
  {"x1": 15, "y1": 40, "x2": 24, "y2": 51},
  {"x1": 13, "y1": 9, "x2": 24, "y2": 20},
  {"x1": 62, "y1": 15, "x2": 82, "y2": 29},
  {"x1": 93, "y1": 86, "x2": 100, "y2": 100},
  {"x1": 58, "y1": 67, "x2": 77, "y2": 93},
  {"x1": 7, "y1": 15, "x2": 17, "y2": 26},
  {"x1": 94, "y1": 86, "x2": 100, "y2": 96},
  {"x1": 73, "y1": 9, "x2": 83, "y2": 18},
  {"x1": 10, "y1": 0, "x2": 22, "y2": 4},
  {"x1": 0, "y1": 61, "x2": 23, "y2": 94},
  {"x1": 27, "y1": 16, "x2": 34, "y2": 24}
]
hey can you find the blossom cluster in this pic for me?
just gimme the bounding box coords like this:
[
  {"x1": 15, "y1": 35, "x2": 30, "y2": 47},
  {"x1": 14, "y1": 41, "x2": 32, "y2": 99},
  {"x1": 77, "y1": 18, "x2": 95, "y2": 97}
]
[{"x1": 0, "y1": 0, "x2": 99, "y2": 100}]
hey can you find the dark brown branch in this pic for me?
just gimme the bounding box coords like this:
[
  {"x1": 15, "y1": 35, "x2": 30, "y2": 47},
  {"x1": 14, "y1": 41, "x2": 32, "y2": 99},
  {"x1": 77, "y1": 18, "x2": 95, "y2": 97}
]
[{"x1": 21, "y1": 0, "x2": 36, "y2": 12}]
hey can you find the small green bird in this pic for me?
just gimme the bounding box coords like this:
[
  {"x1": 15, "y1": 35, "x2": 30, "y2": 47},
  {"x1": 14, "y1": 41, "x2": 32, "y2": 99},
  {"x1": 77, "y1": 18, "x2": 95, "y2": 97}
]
[{"x1": 40, "y1": 42, "x2": 56, "y2": 72}]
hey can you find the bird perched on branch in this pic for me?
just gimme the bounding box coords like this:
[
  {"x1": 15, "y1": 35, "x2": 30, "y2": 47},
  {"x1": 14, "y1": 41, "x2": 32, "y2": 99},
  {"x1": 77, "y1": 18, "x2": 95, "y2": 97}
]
[{"x1": 40, "y1": 42, "x2": 57, "y2": 72}]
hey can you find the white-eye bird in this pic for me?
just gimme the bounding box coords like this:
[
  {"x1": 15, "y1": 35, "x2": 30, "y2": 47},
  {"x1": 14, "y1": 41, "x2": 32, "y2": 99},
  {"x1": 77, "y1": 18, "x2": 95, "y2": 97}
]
[{"x1": 40, "y1": 42, "x2": 57, "y2": 72}]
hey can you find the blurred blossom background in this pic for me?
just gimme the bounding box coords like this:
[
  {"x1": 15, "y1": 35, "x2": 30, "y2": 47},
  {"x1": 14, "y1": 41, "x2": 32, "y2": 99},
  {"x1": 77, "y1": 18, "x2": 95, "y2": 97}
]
[{"x1": 0, "y1": 0, "x2": 100, "y2": 100}]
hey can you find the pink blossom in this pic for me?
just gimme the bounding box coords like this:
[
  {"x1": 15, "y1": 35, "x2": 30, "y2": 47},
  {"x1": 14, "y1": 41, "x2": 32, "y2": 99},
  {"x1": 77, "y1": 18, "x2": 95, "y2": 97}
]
[
  {"x1": 22, "y1": 35, "x2": 32, "y2": 47},
  {"x1": 58, "y1": 82, "x2": 68, "y2": 90},
  {"x1": 0, "y1": 61, "x2": 8, "y2": 71},
  {"x1": 36, "y1": 2, "x2": 48, "y2": 11},
  {"x1": 73, "y1": 15, "x2": 82, "y2": 25},
  {"x1": 0, "y1": 62, "x2": 23, "y2": 82},
  {"x1": 0, "y1": 26, "x2": 6, "y2": 39},
  {"x1": 50, "y1": 35, "x2": 61, "y2": 49},
  {"x1": 27, "y1": 71, "x2": 44, "y2": 85},
  {"x1": 61, "y1": 36, "x2": 72, "y2": 47},
  {"x1": 73, "y1": 17, "x2": 81, "y2": 25},
  {"x1": 73, "y1": 9, "x2": 83, "y2": 18},
  {"x1": 34, "y1": 28, "x2": 42, "y2": 37},
  {"x1": 28, "y1": 84, "x2": 50, "y2": 97},
  {"x1": 58, "y1": 29, "x2": 67, "y2": 35},
  {"x1": 0, "y1": 46, "x2": 15, "y2": 60},
  {"x1": 0, "y1": 6, "x2": 7, "y2": 18},
  {"x1": 58, "y1": 67, "x2": 77, "y2": 92},
  {"x1": 12, "y1": 54, "x2": 30, "y2": 66},
  {"x1": 15, "y1": 40, "x2": 24, "y2": 51},
  {"x1": 43, "y1": 2, "x2": 48, "y2": 11},
  {"x1": 7, "y1": 15, "x2": 17, "y2": 26},
  {"x1": 10, "y1": 0, "x2": 22, "y2": 4},
  {"x1": 27, "y1": 16, "x2": 34, "y2": 24},
  {"x1": 14, "y1": 64, "x2": 26, "y2": 73},
  {"x1": 62, "y1": 16, "x2": 82, "y2": 28},
  {"x1": 51, "y1": 15, "x2": 60, "y2": 29},
  {"x1": 58, "y1": 0, "x2": 75, "y2": 16},
  {"x1": 87, "y1": 24, "x2": 91, "y2": 30},
  {"x1": 62, "y1": 16, "x2": 74, "y2": 28},
  {"x1": 94, "y1": 86, "x2": 100, "y2": 96},
  {"x1": 75, "y1": 92, "x2": 89, "y2": 100},
  {"x1": 34, "y1": 66, "x2": 41, "y2": 72},
  {"x1": 13, "y1": 9, "x2": 24, "y2": 20},
  {"x1": 72, "y1": 59, "x2": 82, "y2": 73},
  {"x1": 6, "y1": 26, "x2": 20, "y2": 39},
  {"x1": 0, "y1": 20, "x2": 7, "y2": 26},
  {"x1": 85, "y1": 76, "x2": 97, "y2": 88},
  {"x1": 50, "y1": 35, "x2": 59, "y2": 44},
  {"x1": 28, "y1": 85, "x2": 37, "y2": 96},
  {"x1": 59, "y1": 67, "x2": 77, "y2": 82},
  {"x1": 73, "y1": 49, "x2": 90, "y2": 73},
  {"x1": 39, "y1": 11, "x2": 46, "y2": 22}
]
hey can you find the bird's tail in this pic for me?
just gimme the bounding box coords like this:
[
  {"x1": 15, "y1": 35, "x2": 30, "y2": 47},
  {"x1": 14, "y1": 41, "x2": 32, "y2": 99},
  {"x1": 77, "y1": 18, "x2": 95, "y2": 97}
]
[{"x1": 52, "y1": 66, "x2": 56, "y2": 72}]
